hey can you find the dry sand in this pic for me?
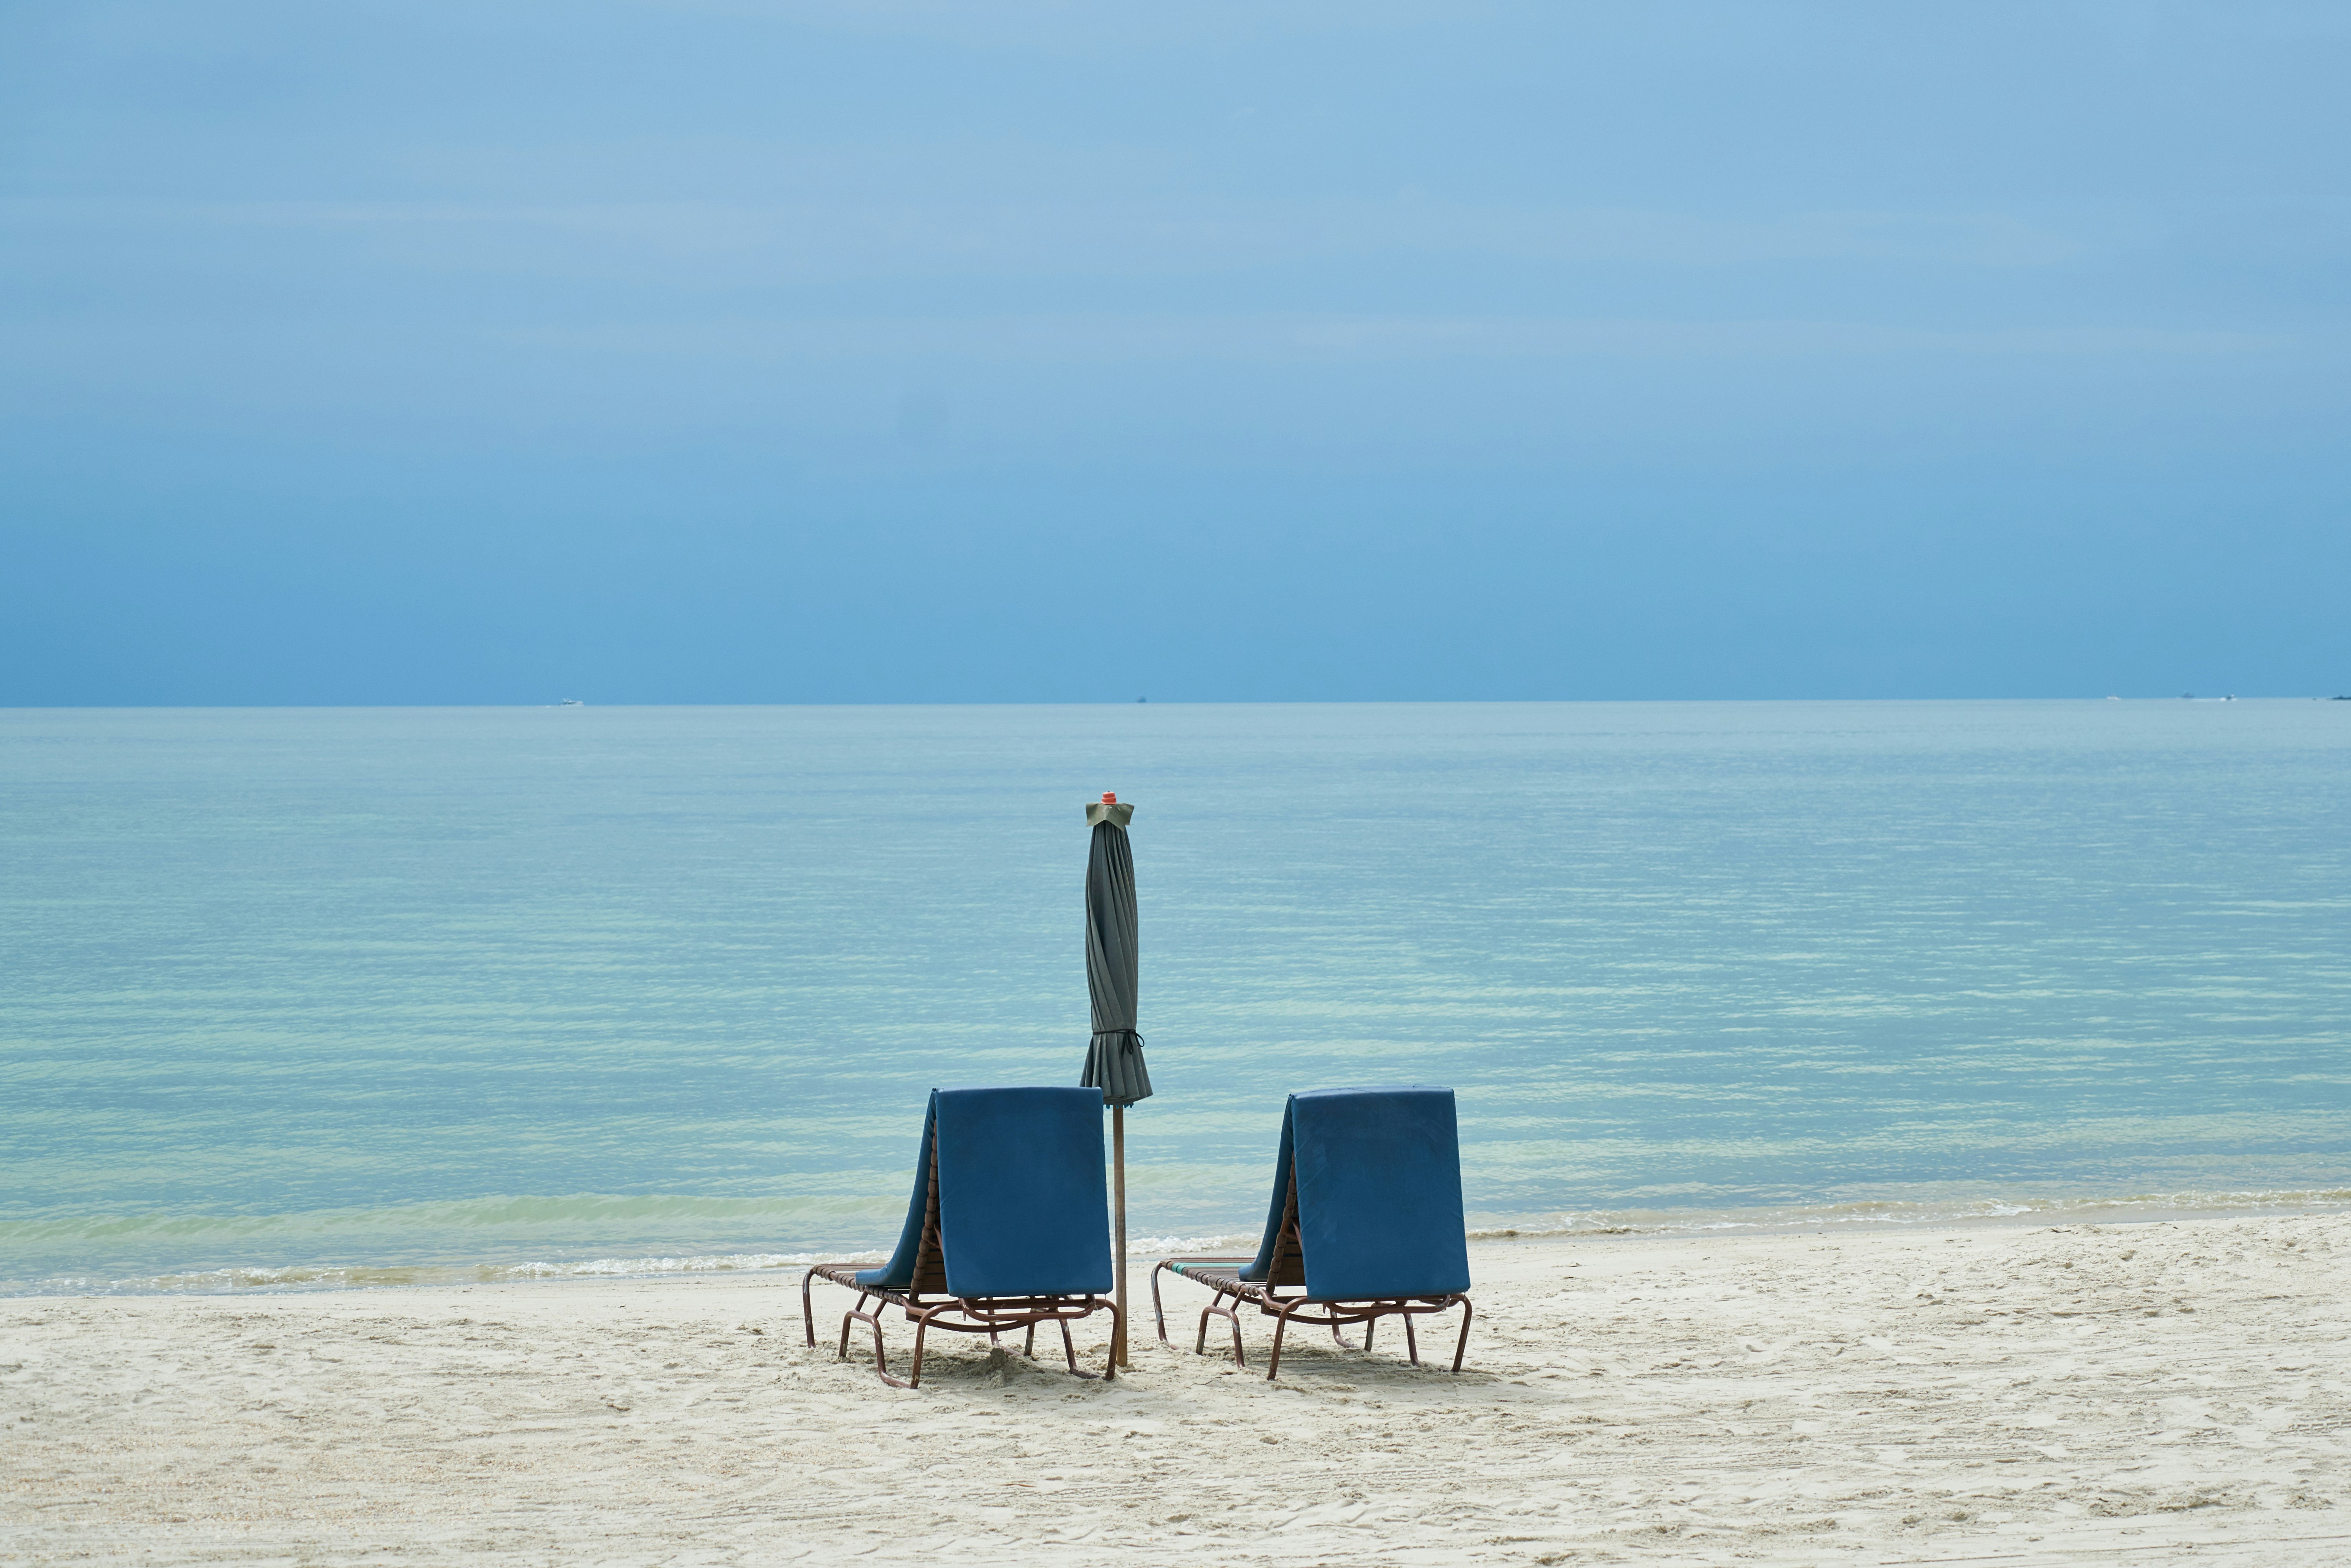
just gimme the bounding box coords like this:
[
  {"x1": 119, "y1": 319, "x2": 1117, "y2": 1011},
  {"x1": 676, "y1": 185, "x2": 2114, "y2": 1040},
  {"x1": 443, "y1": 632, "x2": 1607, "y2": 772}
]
[{"x1": 4, "y1": 1211, "x2": 2347, "y2": 1565}]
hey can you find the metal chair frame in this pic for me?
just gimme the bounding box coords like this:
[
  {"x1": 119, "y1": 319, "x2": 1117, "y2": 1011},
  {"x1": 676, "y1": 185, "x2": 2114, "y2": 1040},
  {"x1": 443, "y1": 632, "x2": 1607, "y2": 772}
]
[
  {"x1": 1147, "y1": 1168, "x2": 1472, "y2": 1380},
  {"x1": 1149, "y1": 1259, "x2": 1470, "y2": 1379},
  {"x1": 802, "y1": 1266, "x2": 1117, "y2": 1389},
  {"x1": 799, "y1": 1140, "x2": 1118, "y2": 1389}
]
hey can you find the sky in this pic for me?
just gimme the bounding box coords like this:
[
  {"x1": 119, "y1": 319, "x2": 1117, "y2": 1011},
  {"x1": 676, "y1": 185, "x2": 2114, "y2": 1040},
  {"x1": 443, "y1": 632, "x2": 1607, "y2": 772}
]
[{"x1": 2, "y1": 0, "x2": 2346, "y2": 704}]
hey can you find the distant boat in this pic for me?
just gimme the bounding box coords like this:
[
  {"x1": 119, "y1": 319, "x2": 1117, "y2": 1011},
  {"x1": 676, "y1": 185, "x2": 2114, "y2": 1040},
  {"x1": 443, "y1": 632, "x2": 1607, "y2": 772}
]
[{"x1": 559, "y1": 698, "x2": 585, "y2": 707}]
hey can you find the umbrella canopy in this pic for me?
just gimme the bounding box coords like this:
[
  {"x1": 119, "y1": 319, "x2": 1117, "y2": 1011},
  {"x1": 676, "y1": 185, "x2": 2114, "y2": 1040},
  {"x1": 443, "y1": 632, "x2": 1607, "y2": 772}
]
[{"x1": 1080, "y1": 800, "x2": 1152, "y2": 1106}]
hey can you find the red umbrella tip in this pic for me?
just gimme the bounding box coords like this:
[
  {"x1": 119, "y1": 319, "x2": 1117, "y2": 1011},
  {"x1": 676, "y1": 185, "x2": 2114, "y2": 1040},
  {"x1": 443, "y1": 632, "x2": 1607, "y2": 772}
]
[{"x1": 1102, "y1": 792, "x2": 1117, "y2": 804}]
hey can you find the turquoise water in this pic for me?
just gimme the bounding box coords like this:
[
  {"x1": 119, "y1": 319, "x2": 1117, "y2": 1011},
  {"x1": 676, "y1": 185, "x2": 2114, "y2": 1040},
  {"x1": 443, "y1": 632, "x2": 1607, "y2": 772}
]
[{"x1": 3, "y1": 701, "x2": 2346, "y2": 1293}]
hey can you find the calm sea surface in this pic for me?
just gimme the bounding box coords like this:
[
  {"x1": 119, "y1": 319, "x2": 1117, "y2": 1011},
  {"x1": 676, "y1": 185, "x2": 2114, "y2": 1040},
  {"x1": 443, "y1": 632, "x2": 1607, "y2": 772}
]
[{"x1": 2, "y1": 702, "x2": 2346, "y2": 1293}]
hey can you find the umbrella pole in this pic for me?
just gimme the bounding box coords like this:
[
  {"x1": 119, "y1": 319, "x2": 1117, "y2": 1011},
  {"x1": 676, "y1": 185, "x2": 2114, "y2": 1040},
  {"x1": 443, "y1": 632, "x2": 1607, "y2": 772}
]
[{"x1": 1112, "y1": 1103, "x2": 1129, "y2": 1367}]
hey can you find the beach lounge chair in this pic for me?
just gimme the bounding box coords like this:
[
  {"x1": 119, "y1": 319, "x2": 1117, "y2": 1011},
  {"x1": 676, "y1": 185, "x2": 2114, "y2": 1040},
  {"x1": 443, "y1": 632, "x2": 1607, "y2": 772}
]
[
  {"x1": 801, "y1": 1086, "x2": 1119, "y2": 1388},
  {"x1": 1151, "y1": 1086, "x2": 1474, "y2": 1379}
]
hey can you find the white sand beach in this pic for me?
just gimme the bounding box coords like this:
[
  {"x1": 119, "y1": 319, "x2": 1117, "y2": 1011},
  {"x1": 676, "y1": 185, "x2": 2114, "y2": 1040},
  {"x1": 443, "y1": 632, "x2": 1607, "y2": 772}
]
[{"x1": 5, "y1": 1211, "x2": 2346, "y2": 1565}]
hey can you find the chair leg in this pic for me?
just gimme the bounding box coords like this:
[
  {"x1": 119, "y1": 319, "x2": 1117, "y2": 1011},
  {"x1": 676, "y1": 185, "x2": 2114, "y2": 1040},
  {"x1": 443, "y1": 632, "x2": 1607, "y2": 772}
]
[
  {"x1": 1104, "y1": 1303, "x2": 1120, "y2": 1381},
  {"x1": 1363, "y1": 1317, "x2": 1377, "y2": 1354},
  {"x1": 837, "y1": 1292, "x2": 867, "y2": 1361},
  {"x1": 890, "y1": 1305, "x2": 941, "y2": 1389},
  {"x1": 801, "y1": 1269, "x2": 819, "y2": 1347},
  {"x1": 1404, "y1": 1309, "x2": 1421, "y2": 1366},
  {"x1": 863, "y1": 1310, "x2": 897, "y2": 1384},
  {"x1": 1150, "y1": 1262, "x2": 1171, "y2": 1346},
  {"x1": 1023, "y1": 1322, "x2": 1038, "y2": 1358},
  {"x1": 1450, "y1": 1296, "x2": 1474, "y2": 1373},
  {"x1": 1269, "y1": 1300, "x2": 1310, "y2": 1380},
  {"x1": 1195, "y1": 1294, "x2": 1245, "y2": 1366},
  {"x1": 1034, "y1": 1307, "x2": 1112, "y2": 1382}
]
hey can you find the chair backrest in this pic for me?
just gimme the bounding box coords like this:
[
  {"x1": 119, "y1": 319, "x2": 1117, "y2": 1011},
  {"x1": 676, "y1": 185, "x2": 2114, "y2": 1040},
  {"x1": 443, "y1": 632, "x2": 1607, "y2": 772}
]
[
  {"x1": 861, "y1": 1086, "x2": 1113, "y2": 1298},
  {"x1": 1242, "y1": 1087, "x2": 1470, "y2": 1302},
  {"x1": 933, "y1": 1086, "x2": 1113, "y2": 1297}
]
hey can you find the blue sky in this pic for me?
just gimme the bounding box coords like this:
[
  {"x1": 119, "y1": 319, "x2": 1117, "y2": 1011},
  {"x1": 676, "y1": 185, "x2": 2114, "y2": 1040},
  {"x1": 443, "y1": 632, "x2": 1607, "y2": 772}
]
[{"x1": 3, "y1": 1, "x2": 2345, "y2": 702}]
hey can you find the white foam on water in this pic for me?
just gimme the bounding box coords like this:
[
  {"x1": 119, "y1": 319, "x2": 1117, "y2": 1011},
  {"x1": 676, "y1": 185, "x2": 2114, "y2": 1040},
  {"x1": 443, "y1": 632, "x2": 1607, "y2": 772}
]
[
  {"x1": 17, "y1": 1187, "x2": 2350, "y2": 1297},
  {"x1": 14, "y1": 1250, "x2": 894, "y2": 1298},
  {"x1": 1467, "y1": 1186, "x2": 2351, "y2": 1241},
  {"x1": 1125, "y1": 1233, "x2": 1257, "y2": 1256}
]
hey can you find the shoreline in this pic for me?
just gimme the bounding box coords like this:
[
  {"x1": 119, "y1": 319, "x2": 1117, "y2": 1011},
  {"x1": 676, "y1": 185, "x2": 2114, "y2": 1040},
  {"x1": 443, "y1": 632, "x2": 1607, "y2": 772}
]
[
  {"x1": 10, "y1": 1185, "x2": 2351, "y2": 1300},
  {"x1": 6, "y1": 1209, "x2": 2346, "y2": 1564}
]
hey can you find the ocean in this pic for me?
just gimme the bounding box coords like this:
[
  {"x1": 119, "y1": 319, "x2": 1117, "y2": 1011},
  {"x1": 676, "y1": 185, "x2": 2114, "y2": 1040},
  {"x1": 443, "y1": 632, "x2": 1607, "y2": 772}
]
[{"x1": 2, "y1": 700, "x2": 2345, "y2": 1295}]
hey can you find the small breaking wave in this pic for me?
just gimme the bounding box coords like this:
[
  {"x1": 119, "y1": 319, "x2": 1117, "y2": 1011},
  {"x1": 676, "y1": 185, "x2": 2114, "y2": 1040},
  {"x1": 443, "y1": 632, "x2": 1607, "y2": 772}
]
[
  {"x1": 16, "y1": 1249, "x2": 894, "y2": 1297},
  {"x1": 1465, "y1": 1186, "x2": 2351, "y2": 1241},
  {"x1": 15, "y1": 1239, "x2": 1254, "y2": 1296},
  {"x1": 9, "y1": 1187, "x2": 2347, "y2": 1297},
  {"x1": 1126, "y1": 1232, "x2": 1257, "y2": 1257}
]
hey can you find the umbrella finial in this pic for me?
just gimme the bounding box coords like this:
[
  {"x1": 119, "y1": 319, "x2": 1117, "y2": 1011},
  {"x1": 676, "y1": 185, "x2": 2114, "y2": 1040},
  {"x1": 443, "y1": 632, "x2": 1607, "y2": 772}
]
[
  {"x1": 1102, "y1": 792, "x2": 1116, "y2": 804},
  {"x1": 1085, "y1": 795, "x2": 1134, "y2": 827}
]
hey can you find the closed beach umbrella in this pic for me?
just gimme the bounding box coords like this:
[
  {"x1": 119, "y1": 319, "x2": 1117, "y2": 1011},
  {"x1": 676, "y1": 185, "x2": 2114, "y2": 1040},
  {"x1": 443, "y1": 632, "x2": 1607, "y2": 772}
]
[{"x1": 1080, "y1": 793, "x2": 1149, "y2": 1364}]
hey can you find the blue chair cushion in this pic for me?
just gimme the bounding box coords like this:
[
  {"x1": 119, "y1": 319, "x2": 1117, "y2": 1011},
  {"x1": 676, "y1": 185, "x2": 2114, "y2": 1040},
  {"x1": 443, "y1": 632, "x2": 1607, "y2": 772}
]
[
  {"x1": 857, "y1": 1086, "x2": 1114, "y2": 1298},
  {"x1": 1242, "y1": 1087, "x2": 1471, "y2": 1302},
  {"x1": 934, "y1": 1086, "x2": 1113, "y2": 1296}
]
